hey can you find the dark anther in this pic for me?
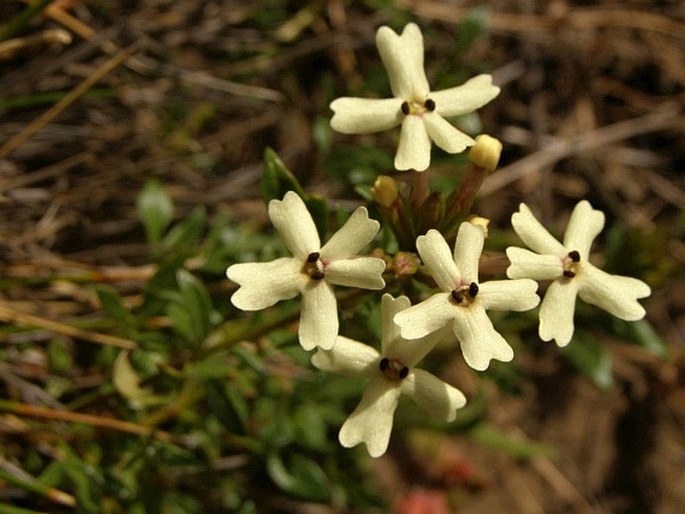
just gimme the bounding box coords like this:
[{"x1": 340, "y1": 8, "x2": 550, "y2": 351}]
[
  {"x1": 399, "y1": 367, "x2": 409, "y2": 379},
  {"x1": 401, "y1": 101, "x2": 410, "y2": 115},
  {"x1": 379, "y1": 358, "x2": 390, "y2": 371},
  {"x1": 306, "y1": 252, "x2": 320, "y2": 263},
  {"x1": 563, "y1": 270, "x2": 576, "y2": 278},
  {"x1": 311, "y1": 270, "x2": 325, "y2": 280},
  {"x1": 469, "y1": 282, "x2": 479, "y2": 298},
  {"x1": 451, "y1": 290, "x2": 463, "y2": 303},
  {"x1": 424, "y1": 98, "x2": 436, "y2": 111},
  {"x1": 568, "y1": 250, "x2": 580, "y2": 262}
]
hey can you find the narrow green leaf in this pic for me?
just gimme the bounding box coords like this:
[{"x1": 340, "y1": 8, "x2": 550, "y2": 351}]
[
  {"x1": 612, "y1": 318, "x2": 669, "y2": 359},
  {"x1": 165, "y1": 269, "x2": 214, "y2": 345},
  {"x1": 469, "y1": 422, "x2": 554, "y2": 459},
  {"x1": 137, "y1": 180, "x2": 174, "y2": 244},
  {"x1": 260, "y1": 148, "x2": 305, "y2": 205},
  {"x1": 205, "y1": 379, "x2": 248, "y2": 434},
  {"x1": 95, "y1": 286, "x2": 137, "y2": 338},
  {"x1": 266, "y1": 453, "x2": 330, "y2": 502},
  {"x1": 0, "y1": 0, "x2": 54, "y2": 41},
  {"x1": 304, "y1": 194, "x2": 328, "y2": 243},
  {"x1": 453, "y1": 6, "x2": 489, "y2": 52},
  {"x1": 162, "y1": 206, "x2": 206, "y2": 255},
  {"x1": 561, "y1": 332, "x2": 614, "y2": 390}
]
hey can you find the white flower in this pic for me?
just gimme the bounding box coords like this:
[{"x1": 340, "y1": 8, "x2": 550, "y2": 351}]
[
  {"x1": 226, "y1": 191, "x2": 386, "y2": 350},
  {"x1": 312, "y1": 294, "x2": 466, "y2": 458},
  {"x1": 330, "y1": 23, "x2": 500, "y2": 172},
  {"x1": 394, "y1": 223, "x2": 540, "y2": 371},
  {"x1": 506, "y1": 201, "x2": 651, "y2": 347}
]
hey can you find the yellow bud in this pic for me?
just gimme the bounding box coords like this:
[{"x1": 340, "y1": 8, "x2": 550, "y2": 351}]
[
  {"x1": 467, "y1": 215, "x2": 490, "y2": 238},
  {"x1": 468, "y1": 134, "x2": 502, "y2": 172},
  {"x1": 371, "y1": 175, "x2": 399, "y2": 207}
]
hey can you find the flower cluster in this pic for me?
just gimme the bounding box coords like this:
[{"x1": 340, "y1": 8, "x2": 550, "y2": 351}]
[{"x1": 226, "y1": 23, "x2": 651, "y2": 457}]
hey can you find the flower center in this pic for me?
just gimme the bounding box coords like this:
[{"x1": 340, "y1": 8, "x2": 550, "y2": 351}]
[
  {"x1": 401, "y1": 98, "x2": 436, "y2": 116},
  {"x1": 304, "y1": 252, "x2": 325, "y2": 280},
  {"x1": 562, "y1": 250, "x2": 581, "y2": 278},
  {"x1": 379, "y1": 357, "x2": 409, "y2": 381},
  {"x1": 451, "y1": 281, "x2": 479, "y2": 307}
]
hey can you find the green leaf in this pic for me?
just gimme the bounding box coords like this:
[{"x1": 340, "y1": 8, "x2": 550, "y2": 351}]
[
  {"x1": 260, "y1": 148, "x2": 305, "y2": 205},
  {"x1": 0, "y1": 0, "x2": 54, "y2": 42},
  {"x1": 312, "y1": 115, "x2": 333, "y2": 154},
  {"x1": 95, "y1": 286, "x2": 137, "y2": 338},
  {"x1": 304, "y1": 194, "x2": 328, "y2": 243},
  {"x1": 56, "y1": 444, "x2": 101, "y2": 513},
  {"x1": 612, "y1": 318, "x2": 669, "y2": 359},
  {"x1": 561, "y1": 332, "x2": 614, "y2": 390},
  {"x1": 165, "y1": 270, "x2": 214, "y2": 346},
  {"x1": 293, "y1": 403, "x2": 328, "y2": 451},
  {"x1": 205, "y1": 379, "x2": 248, "y2": 434},
  {"x1": 163, "y1": 206, "x2": 206, "y2": 255},
  {"x1": 266, "y1": 453, "x2": 330, "y2": 502},
  {"x1": 139, "y1": 254, "x2": 186, "y2": 319},
  {"x1": 453, "y1": 6, "x2": 489, "y2": 52},
  {"x1": 112, "y1": 350, "x2": 163, "y2": 407},
  {"x1": 137, "y1": 179, "x2": 174, "y2": 244}
]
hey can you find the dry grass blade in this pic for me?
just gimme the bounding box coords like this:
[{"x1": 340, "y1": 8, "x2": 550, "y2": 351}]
[
  {"x1": 480, "y1": 106, "x2": 684, "y2": 196},
  {"x1": 399, "y1": 0, "x2": 685, "y2": 39},
  {"x1": 0, "y1": 399, "x2": 175, "y2": 444},
  {"x1": 0, "y1": 44, "x2": 136, "y2": 160},
  {"x1": 0, "y1": 302, "x2": 136, "y2": 350}
]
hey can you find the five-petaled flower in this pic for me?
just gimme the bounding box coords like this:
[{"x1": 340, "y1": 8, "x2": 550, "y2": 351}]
[
  {"x1": 330, "y1": 23, "x2": 500, "y2": 172},
  {"x1": 226, "y1": 191, "x2": 386, "y2": 350},
  {"x1": 312, "y1": 294, "x2": 466, "y2": 457},
  {"x1": 394, "y1": 223, "x2": 540, "y2": 371},
  {"x1": 506, "y1": 201, "x2": 651, "y2": 347}
]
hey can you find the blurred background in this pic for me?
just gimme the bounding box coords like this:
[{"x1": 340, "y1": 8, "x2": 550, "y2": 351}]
[{"x1": 0, "y1": 1, "x2": 683, "y2": 513}]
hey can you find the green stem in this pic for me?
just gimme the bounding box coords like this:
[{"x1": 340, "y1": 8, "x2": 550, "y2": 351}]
[
  {"x1": 0, "y1": 468, "x2": 75, "y2": 508},
  {"x1": 0, "y1": 0, "x2": 54, "y2": 42}
]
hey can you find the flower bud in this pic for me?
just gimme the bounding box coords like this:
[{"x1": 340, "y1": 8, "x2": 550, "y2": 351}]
[
  {"x1": 467, "y1": 215, "x2": 490, "y2": 238},
  {"x1": 468, "y1": 134, "x2": 502, "y2": 172},
  {"x1": 371, "y1": 175, "x2": 399, "y2": 207}
]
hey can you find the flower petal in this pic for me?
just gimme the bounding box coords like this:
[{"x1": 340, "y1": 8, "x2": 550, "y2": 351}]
[
  {"x1": 227, "y1": 258, "x2": 305, "y2": 310},
  {"x1": 380, "y1": 294, "x2": 411, "y2": 355},
  {"x1": 311, "y1": 336, "x2": 379, "y2": 377},
  {"x1": 268, "y1": 191, "x2": 320, "y2": 260},
  {"x1": 339, "y1": 377, "x2": 401, "y2": 458},
  {"x1": 330, "y1": 97, "x2": 403, "y2": 134},
  {"x1": 506, "y1": 247, "x2": 563, "y2": 281},
  {"x1": 477, "y1": 278, "x2": 540, "y2": 312},
  {"x1": 376, "y1": 23, "x2": 429, "y2": 100},
  {"x1": 563, "y1": 200, "x2": 605, "y2": 259},
  {"x1": 299, "y1": 280, "x2": 338, "y2": 350},
  {"x1": 577, "y1": 264, "x2": 650, "y2": 320},
  {"x1": 452, "y1": 306, "x2": 514, "y2": 371},
  {"x1": 394, "y1": 293, "x2": 454, "y2": 340},
  {"x1": 453, "y1": 222, "x2": 484, "y2": 283},
  {"x1": 431, "y1": 74, "x2": 500, "y2": 118},
  {"x1": 392, "y1": 323, "x2": 452, "y2": 369},
  {"x1": 539, "y1": 279, "x2": 579, "y2": 347},
  {"x1": 423, "y1": 112, "x2": 475, "y2": 154},
  {"x1": 381, "y1": 295, "x2": 451, "y2": 367},
  {"x1": 320, "y1": 207, "x2": 380, "y2": 260},
  {"x1": 416, "y1": 229, "x2": 461, "y2": 292},
  {"x1": 401, "y1": 369, "x2": 467, "y2": 421},
  {"x1": 324, "y1": 257, "x2": 386, "y2": 289},
  {"x1": 395, "y1": 115, "x2": 431, "y2": 171},
  {"x1": 511, "y1": 203, "x2": 566, "y2": 256}
]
